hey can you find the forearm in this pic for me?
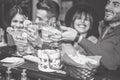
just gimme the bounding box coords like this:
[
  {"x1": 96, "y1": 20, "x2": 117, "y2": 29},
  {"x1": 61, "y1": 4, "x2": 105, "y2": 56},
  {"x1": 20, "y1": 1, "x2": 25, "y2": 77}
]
[
  {"x1": 78, "y1": 38, "x2": 119, "y2": 70},
  {"x1": 7, "y1": 34, "x2": 15, "y2": 46},
  {"x1": 31, "y1": 36, "x2": 43, "y2": 48},
  {"x1": 61, "y1": 43, "x2": 76, "y2": 56}
]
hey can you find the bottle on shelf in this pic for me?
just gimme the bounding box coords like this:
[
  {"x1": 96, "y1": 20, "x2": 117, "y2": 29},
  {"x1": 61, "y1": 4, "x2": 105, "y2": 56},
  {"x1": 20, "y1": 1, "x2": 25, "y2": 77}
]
[
  {"x1": 5, "y1": 67, "x2": 12, "y2": 80},
  {"x1": 21, "y1": 69, "x2": 27, "y2": 80},
  {"x1": 0, "y1": 72, "x2": 6, "y2": 80},
  {"x1": 0, "y1": 72, "x2": 2, "y2": 80}
]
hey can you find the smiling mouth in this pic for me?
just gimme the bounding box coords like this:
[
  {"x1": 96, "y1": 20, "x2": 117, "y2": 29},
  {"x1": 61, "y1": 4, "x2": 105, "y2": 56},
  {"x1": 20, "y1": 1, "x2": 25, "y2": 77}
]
[
  {"x1": 78, "y1": 24, "x2": 86, "y2": 28},
  {"x1": 105, "y1": 10, "x2": 114, "y2": 16}
]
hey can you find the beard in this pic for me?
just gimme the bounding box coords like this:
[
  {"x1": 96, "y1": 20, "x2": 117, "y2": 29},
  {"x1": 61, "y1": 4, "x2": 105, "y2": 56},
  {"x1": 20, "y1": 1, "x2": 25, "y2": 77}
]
[{"x1": 104, "y1": 13, "x2": 120, "y2": 25}]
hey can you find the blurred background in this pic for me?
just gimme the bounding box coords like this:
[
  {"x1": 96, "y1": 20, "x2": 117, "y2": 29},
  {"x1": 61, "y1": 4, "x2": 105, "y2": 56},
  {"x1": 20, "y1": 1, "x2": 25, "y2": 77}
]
[{"x1": 0, "y1": 0, "x2": 107, "y2": 29}]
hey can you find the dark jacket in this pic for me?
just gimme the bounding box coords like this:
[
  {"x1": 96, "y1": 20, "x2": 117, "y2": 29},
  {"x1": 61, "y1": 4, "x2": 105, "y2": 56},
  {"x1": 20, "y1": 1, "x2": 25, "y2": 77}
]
[{"x1": 79, "y1": 21, "x2": 120, "y2": 70}]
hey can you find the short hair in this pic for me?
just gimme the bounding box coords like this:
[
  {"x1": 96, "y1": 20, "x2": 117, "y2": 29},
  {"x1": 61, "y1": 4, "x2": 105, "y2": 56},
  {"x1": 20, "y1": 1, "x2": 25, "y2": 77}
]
[{"x1": 36, "y1": 0, "x2": 60, "y2": 20}]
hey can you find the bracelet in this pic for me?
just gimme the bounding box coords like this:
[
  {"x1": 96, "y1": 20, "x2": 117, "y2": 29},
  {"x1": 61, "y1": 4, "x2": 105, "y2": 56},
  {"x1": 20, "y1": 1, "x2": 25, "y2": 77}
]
[{"x1": 74, "y1": 32, "x2": 80, "y2": 42}]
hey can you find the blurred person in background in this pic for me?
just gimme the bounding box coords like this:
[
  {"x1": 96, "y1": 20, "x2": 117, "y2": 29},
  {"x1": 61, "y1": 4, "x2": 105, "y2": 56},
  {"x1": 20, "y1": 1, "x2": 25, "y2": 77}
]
[
  {"x1": 35, "y1": 0, "x2": 60, "y2": 27},
  {"x1": 6, "y1": 5, "x2": 28, "y2": 46},
  {"x1": 6, "y1": 5, "x2": 35, "y2": 56},
  {"x1": 31, "y1": 0, "x2": 60, "y2": 49}
]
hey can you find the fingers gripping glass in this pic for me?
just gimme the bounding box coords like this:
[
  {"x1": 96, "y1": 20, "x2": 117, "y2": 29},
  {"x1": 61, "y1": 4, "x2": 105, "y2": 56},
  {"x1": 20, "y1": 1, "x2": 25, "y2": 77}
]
[{"x1": 48, "y1": 33, "x2": 62, "y2": 42}]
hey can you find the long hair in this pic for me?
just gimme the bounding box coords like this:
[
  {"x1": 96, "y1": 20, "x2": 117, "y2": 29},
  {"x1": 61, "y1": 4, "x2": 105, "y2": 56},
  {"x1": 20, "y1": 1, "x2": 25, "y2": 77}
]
[
  {"x1": 4, "y1": 5, "x2": 26, "y2": 43},
  {"x1": 7, "y1": 5, "x2": 26, "y2": 27}
]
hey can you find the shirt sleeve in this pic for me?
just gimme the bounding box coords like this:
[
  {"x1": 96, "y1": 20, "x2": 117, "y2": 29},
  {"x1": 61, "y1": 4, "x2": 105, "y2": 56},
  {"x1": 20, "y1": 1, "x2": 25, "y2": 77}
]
[{"x1": 79, "y1": 37, "x2": 120, "y2": 70}]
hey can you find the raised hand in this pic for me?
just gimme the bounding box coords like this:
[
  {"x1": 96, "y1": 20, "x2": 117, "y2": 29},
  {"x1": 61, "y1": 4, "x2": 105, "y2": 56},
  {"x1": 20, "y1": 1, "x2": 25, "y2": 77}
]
[{"x1": 60, "y1": 26, "x2": 78, "y2": 41}]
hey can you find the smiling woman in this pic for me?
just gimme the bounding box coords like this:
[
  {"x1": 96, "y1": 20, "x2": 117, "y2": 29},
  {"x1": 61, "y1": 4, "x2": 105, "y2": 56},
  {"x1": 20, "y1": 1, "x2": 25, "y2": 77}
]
[
  {"x1": 11, "y1": 12, "x2": 26, "y2": 29},
  {"x1": 6, "y1": 5, "x2": 28, "y2": 46},
  {"x1": 61, "y1": 2, "x2": 100, "y2": 80},
  {"x1": 72, "y1": 11, "x2": 92, "y2": 34},
  {"x1": 4, "y1": 5, "x2": 36, "y2": 56},
  {"x1": 65, "y1": 2, "x2": 99, "y2": 39}
]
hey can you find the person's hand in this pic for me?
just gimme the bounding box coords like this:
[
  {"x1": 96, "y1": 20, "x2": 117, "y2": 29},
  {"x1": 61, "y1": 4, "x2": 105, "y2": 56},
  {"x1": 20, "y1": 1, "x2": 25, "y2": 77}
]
[
  {"x1": 60, "y1": 26, "x2": 78, "y2": 41},
  {"x1": 61, "y1": 53, "x2": 82, "y2": 67},
  {"x1": 26, "y1": 24, "x2": 39, "y2": 41},
  {"x1": 86, "y1": 62, "x2": 98, "y2": 69}
]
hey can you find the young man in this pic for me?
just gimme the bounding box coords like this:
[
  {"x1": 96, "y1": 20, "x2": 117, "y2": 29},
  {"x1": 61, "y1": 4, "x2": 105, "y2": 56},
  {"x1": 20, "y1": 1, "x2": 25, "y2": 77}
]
[
  {"x1": 61, "y1": 0, "x2": 120, "y2": 79},
  {"x1": 30, "y1": 0, "x2": 60, "y2": 48},
  {"x1": 35, "y1": 0, "x2": 59, "y2": 26}
]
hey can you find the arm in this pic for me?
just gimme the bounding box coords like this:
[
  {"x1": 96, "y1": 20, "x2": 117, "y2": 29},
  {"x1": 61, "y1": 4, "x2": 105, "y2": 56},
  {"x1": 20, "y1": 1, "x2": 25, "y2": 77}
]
[
  {"x1": 79, "y1": 37, "x2": 120, "y2": 70},
  {"x1": 60, "y1": 25, "x2": 120, "y2": 70},
  {"x1": 7, "y1": 33, "x2": 15, "y2": 46},
  {"x1": 61, "y1": 43, "x2": 84, "y2": 67},
  {"x1": 61, "y1": 43, "x2": 76, "y2": 56}
]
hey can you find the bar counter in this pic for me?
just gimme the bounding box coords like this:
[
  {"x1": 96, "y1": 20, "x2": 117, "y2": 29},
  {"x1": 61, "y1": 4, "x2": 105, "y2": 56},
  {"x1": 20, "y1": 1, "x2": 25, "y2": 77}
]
[{"x1": 0, "y1": 59, "x2": 68, "y2": 80}]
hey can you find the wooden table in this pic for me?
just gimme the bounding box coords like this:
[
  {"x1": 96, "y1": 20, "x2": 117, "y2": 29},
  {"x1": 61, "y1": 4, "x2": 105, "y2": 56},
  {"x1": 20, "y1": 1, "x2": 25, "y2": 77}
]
[{"x1": 0, "y1": 60, "x2": 67, "y2": 80}]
